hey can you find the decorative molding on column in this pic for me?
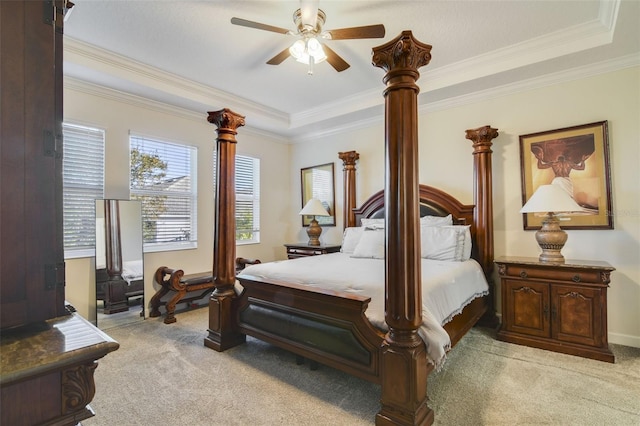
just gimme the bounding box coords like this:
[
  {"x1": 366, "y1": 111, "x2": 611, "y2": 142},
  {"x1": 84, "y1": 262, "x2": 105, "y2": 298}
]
[
  {"x1": 208, "y1": 108, "x2": 245, "y2": 294},
  {"x1": 372, "y1": 31, "x2": 434, "y2": 426},
  {"x1": 465, "y1": 125, "x2": 499, "y2": 275},
  {"x1": 338, "y1": 150, "x2": 359, "y2": 229},
  {"x1": 205, "y1": 108, "x2": 247, "y2": 352},
  {"x1": 208, "y1": 108, "x2": 246, "y2": 139}
]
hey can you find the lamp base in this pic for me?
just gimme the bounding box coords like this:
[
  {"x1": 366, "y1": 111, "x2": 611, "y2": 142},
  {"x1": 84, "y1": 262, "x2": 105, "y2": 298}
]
[
  {"x1": 306, "y1": 217, "x2": 322, "y2": 246},
  {"x1": 535, "y1": 212, "x2": 568, "y2": 263}
]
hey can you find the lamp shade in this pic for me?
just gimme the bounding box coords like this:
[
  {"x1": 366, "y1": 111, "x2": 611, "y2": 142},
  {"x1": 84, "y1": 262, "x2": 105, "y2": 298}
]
[
  {"x1": 520, "y1": 184, "x2": 583, "y2": 214},
  {"x1": 299, "y1": 198, "x2": 330, "y2": 216}
]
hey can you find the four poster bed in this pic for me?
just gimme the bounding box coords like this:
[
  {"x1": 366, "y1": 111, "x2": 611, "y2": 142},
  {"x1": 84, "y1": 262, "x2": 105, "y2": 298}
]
[{"x1": 204, "y1": 31, "x2": 499, "y2": 425}]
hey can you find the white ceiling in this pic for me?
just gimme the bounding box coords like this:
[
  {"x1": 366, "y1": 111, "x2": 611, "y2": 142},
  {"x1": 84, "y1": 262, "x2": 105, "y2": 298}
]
[{"x1": 63, "y1": 0, "x2": 640, "y2": 141}]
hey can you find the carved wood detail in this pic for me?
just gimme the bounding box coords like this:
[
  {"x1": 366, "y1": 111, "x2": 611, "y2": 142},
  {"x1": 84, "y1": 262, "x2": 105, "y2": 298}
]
[
  {"x1": 205, "y1": 108, "x2": 246, "y2": 351},
  {"x1": 372, "y1": 30, "x2": 433, "y2": 426},
  {"x1": 207, "y1": 108, "x2": 245, "y2": 294},
  {"x1": 338, "y1": 150, "x2": 360, "y2": 229},
  {"x1": 62, "y1": 362, "x2": 98, "y2": 414}
]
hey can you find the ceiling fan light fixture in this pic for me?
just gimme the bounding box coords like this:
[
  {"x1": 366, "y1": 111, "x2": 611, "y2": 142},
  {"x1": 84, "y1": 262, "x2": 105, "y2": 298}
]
[
  {"x1": 231, "y1": 4, "x2": 384, "y2": 73},
  {"x1": 289, "y1": 37, "x2": 327, "y2": 65},
  {"x1": 289, "y1": 39, "x2": 306, "y2": 59}
]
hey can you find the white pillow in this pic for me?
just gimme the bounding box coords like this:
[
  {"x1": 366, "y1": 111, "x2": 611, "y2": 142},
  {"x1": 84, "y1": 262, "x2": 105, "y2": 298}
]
[
  {"x1": 351, "y1": 228, "x2": 385, "y2": 259},
  {"x1": 421, "y1": 225, "x2": 472, "y2": 261},
  {"x1": 360, "y1": 218, "x2": 384, "y2": 227},
  {"x1": 420, "y1": 214, "x2": 453, "y2": 226},
  {"x1": 340, "y1": 227, "x2": 365, "y2": 254}
]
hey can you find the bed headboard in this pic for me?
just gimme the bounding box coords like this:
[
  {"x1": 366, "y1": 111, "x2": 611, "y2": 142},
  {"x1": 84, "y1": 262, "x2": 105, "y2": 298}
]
[
  {"x1": 353, "y1": 185, "x2": 474, "y2": 225},
  {"x1": 343, "y1": 125, "x2": 498, "y2": 279},
  {"x1": 352, "y1": 185, "x2": 479, "y2": 260}
]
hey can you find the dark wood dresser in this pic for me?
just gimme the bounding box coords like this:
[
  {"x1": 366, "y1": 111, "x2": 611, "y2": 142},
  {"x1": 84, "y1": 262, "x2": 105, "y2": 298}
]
[
  {"x1": 495, "y1": 256, "x2": 615, "y2": 362},
  {"x1": 1, "y1": 2, "x2": 119, "y2": 424},
  {"x1": 285, "y1": 243, "x2": 341, "y2": 259}
]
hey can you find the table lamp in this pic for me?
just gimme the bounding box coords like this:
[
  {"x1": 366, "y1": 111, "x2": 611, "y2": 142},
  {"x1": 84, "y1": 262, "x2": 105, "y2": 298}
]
[
  {"x1": 520, "y1": 184, "x2": 583, "y2": 263},
  {"x1": 299, "y1": 198, "x2": 330, "y2": 246}
]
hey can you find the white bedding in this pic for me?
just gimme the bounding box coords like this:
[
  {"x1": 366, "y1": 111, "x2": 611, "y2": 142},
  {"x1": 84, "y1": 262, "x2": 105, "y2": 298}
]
[
  {"x1": 237, "y1": 253, "x2": 489, "y2": 369},
  {"x1": 122, "y1": 260, "x2": 143, "y2": 285}
]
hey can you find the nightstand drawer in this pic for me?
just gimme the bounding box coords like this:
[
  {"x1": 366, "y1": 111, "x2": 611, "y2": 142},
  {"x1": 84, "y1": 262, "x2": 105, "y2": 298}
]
[
  {"x1": 284, "y1": 243, "x2": 341, "y2": 259},
  {"x1": 499, "y1": 264, "x2": 603, "y2": 285},
  {"x1": 288, "y1": 247, "x2": 325, "y2": 256}
]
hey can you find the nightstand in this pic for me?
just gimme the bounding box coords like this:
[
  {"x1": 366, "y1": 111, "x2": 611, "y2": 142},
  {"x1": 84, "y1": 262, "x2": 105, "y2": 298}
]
[
  {"x1": 495, "y1": 256, "x2": 615, "y2": 363},
  {"x1": 284, "y1": 243, "x2": 341, "y2": 259}
]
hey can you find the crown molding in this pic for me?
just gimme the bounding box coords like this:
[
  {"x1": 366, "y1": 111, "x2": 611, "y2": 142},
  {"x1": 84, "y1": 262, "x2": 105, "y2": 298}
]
[
  {"x1": 288, "y1": 1, "x2": 620, "y2": 129},
  {"x1": 421, "y1": 53, "x2": 639, "y2": 115},
  {"x1": 63, "y1": 0, "x2": 633, "y2": 145},
  {"x1": 297, "y1": 54, "x2": 639, "y2": 143},
  {"x1": 63, "y1": 77, "x2": 291, "y2": 144},
  {"x1": 63, "y1": 37, "x2": 289, "y2": 128},
  {"x1": 63, "y1": 0, "x2": 619, "y2": 134},
  {"x1": 65, "y1": 52, "x2": 637, "y2": 145}
]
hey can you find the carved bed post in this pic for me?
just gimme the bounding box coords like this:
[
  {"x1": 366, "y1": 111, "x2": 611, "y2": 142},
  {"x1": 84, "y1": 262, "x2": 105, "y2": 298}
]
[
  {"x1": 104, "y1": 200, "x2": 123, "y2": 280},
  {"x1": 372, "y1": 31, "x2": 433, "y2": 426},
  {"x1": 466, "y1": 126, "x2": 499, "y2": 324},
  {"x1": 338, "y1": 150, "x2": 360, "y2": 229},
  {"x1": 204, "y1": 108, "x2": 247, "y2": 351},
  {"x1": 103, "y1": 199, "x2": 128, "y2": 313},
  {"x1": 465, "y1": 126, "x2": 499, "y2": 276}
]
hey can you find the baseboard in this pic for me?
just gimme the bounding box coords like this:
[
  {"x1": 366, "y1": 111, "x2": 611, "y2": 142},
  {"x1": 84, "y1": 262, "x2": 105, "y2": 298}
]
[{"x1": 608, "y1": 332, "x2": 640, "y2": 348}]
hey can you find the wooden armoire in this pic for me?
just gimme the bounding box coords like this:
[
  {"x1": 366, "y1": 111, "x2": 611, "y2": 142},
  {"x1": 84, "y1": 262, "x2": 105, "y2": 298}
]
[{"x1": 0, "y1": 2, "x2": 118, "y2": 424}]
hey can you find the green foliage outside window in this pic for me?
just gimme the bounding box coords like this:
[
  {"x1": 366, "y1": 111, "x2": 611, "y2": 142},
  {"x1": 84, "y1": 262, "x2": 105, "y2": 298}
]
[{"x1": 130, "y1": 147, "x2": 169, "y2": 242}]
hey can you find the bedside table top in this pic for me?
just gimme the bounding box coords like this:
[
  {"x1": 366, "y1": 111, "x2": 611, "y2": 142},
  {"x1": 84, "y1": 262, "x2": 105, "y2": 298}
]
[
  {"x1": 285, "y1": 243, "x2": 342, "y2": 249},
  {"x1": 495, "y1": 256, "x2": 614, "y2": 271}
]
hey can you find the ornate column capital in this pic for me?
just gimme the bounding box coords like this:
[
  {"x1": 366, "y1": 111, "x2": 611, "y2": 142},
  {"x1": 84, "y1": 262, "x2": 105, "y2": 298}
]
[
  {"x1": 372, "y1": 30, "x2": 432, "y2": 75},
  {"x1": 338, "y1": 150, "x2": 359, "y2": 169},
  {"x1": 466, "y1": 125, "x2": 499, "y2": 154},
  {"x1": 207, "y1": 108, "x2": 245, "y2": 141}
]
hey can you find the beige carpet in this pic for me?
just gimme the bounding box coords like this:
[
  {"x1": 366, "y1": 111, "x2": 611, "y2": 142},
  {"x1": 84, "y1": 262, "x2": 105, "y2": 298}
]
[{"x1": 84, "y1": 307, "x2": 640, "y2": 426}]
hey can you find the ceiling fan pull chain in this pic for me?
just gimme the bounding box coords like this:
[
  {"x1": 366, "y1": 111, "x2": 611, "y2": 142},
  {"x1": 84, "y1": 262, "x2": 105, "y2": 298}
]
[{"x1": 308, "y1": 55, "x2": 315, "y2": 76}]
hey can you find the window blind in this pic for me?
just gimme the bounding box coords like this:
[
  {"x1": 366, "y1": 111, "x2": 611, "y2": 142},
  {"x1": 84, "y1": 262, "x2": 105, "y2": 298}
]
[
  {"x1": 213, "y1": 151, "x2": 261, "y2": 243},
  {"x1": 62, "y1": 123, "x2": 105, "y2": 256},
  {"x1": 130, "y1": 135, "x2": 197, "y2": 249}
]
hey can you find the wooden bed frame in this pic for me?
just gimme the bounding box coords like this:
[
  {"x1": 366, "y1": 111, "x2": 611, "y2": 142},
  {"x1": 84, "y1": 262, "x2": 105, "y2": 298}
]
[{"x1": 204, "y1": 31, "x2": 499, "y2": 425}]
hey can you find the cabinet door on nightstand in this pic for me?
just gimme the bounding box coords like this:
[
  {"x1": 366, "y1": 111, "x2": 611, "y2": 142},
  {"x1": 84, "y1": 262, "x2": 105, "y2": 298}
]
[
  {"x1": 504, "y1": 280, "x2": 550, "y2": 338},
  {"x1": 551, "y1": 284, "x2": 603, "y2": 347}
]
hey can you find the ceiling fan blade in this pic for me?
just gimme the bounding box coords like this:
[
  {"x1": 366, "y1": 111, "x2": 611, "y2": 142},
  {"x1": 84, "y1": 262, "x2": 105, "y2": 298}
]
[
  {"x1": 325, "y1": 24, "x2": 386, "y2": 40},
  {"x1": 323, "y1": 44, "x2": 350, "y2": 72},
  {"x1": 266, "y1": 47, "x2": 291, "y2": 65},
  {"x1": 300, "y1": 0, "x2": 319, "y2": 28},
  {"x1": 230, "y1": 17, "x2": 291, "y2": 35}
]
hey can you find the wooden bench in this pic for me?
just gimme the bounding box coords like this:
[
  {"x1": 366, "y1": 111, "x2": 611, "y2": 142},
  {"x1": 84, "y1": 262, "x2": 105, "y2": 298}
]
[{"x1": 150, "y1": 258, "x2": 260, "y2": 324}]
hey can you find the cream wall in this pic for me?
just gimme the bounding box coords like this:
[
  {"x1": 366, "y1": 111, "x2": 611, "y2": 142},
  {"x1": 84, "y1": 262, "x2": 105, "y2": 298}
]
[
  {"x1": 289, "y1": 67, "x2": 640, "y2": 348},
  {"x1": 63, "y1": 86, "x2": 292, "y2": 320},
  {"x1": 63, "y1": 66, "x2": 638, "y2": 347}
]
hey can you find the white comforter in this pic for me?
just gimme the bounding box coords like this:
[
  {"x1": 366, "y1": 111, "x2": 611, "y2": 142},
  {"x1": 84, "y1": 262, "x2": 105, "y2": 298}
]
[{"x1": 238, "y1": 253, "x2": 489, "y2": 369}]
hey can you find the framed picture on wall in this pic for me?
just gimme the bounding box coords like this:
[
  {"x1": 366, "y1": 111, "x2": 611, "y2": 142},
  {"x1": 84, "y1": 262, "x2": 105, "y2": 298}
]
[
  {"x1": 519, "y1": 120, "x2": 613, "y2": 230},
  {"x1": 300, "y1": 163, "x2": 336, "y2": 227}
]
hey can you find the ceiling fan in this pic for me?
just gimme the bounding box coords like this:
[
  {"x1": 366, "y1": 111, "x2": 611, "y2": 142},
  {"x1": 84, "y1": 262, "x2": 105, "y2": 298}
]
[{"x1": 231, "y1": 0, "x2": 385, "y2": 74}]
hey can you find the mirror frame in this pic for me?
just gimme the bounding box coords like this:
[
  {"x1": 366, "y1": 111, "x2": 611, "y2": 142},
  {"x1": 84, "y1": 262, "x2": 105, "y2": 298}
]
[
  {"x1": 95, "y1": 199, "x2": 144, "y2": 327},
  {"x1": 300, "y1": 162, "x2": 336, "y2": 227}
]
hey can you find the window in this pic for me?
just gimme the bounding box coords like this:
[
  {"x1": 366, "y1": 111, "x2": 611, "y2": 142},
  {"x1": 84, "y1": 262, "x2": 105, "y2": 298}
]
[
  {"x1": 62, "y1": 123, "x2": 105, "y2": 258},
  {"x1": 130, "y1": 135, "x2": 197, "y2": 252},
  {"x1": 213, "y1": 152, "x2": 260, "y2": 244}
]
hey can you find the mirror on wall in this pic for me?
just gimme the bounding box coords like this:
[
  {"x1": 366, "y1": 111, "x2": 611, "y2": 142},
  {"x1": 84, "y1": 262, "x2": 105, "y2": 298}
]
[{"x1": 95, "y1": 199, "x2": 144, "y2": 329}]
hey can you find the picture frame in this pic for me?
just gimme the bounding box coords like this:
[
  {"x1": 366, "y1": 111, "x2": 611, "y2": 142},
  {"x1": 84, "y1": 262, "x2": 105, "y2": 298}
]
[
  {"x1": 519, "y1": 120, "x2": 613, "y2": 230},
  {"x1": 300, "y1": 162, "x2": 336, "y2": 227}
]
